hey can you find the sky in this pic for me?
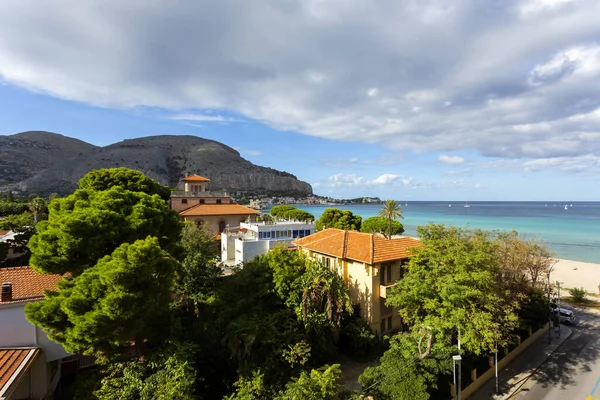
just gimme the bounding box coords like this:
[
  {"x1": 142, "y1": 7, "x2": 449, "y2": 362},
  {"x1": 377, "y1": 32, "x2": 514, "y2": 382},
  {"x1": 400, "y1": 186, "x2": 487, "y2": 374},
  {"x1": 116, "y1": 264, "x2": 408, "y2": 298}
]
[{"x1": 1, "y1": 0, "x2": 599, "y2": 201}]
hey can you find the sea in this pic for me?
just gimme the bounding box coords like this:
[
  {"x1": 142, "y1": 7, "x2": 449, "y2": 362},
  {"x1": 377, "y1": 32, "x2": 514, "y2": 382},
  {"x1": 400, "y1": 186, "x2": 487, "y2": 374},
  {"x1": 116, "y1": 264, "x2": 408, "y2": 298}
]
[{"x1": 280, "y1": 202, "x2": 600, "y2": 264}]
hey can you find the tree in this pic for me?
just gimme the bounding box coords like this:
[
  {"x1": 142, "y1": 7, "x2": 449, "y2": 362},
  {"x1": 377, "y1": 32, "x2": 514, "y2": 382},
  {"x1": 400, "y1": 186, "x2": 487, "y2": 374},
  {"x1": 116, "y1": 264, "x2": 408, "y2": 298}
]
[
  {"x1": 25, "y1": 237, "x2": 176, "y2": 363},
  {"x1": 78, "y1": 167, "x2": 171, "y2": 201},
  {"x1": 270, "y1": 205, "x2": 314, "y2": 222},
  {"x1": 386, "y1": 224, "x2": 520, "y2": 356},
  {"x1": 315, "y1": 208, "x2": 362, "y2": 231},
  {"x1": 378, "y1": 200, "x2": 403, "y2": 239},
  {"x1": 359, "y1": 332, "x2": 452, "y2": 400},
  {"x1": 28, "y1": 185, "x2": 182, "y2": 276},
  {"x1": 29, "y1": 197, "x2": 47, "y2": 226},
  {"x1": 275, "y1": 364, "x2": 341, "y2": 400},
  {"x1": 361, "y1": 216, "x2": 404, "y2": 238}
]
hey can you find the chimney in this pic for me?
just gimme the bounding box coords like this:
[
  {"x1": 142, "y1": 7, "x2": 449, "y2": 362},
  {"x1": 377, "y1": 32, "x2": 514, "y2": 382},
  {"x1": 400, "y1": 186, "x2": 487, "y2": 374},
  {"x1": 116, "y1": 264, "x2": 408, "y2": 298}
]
[{"x1": 1, "y1": 282, "x2": 12, "y2": 302}]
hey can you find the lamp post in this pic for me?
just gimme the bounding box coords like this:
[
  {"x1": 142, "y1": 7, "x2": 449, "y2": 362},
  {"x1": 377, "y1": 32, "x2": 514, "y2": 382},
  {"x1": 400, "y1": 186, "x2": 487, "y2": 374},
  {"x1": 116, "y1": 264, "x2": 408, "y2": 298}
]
[
  {"x1": 547, "y1": 271, "x2": 552, "y2": 344},
  {"x1": 453, "y1": 355, "x2": 462, "y2": 400},
  {"x1": 556, "y1": 281, "x2": 562, "y2": 338}
]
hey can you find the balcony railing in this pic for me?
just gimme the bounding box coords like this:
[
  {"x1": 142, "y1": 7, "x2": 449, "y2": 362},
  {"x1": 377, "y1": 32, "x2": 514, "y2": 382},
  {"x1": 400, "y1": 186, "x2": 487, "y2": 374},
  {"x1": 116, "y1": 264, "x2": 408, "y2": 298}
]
[
  {"x1": 171, "y1": 190, "x2": 229, "y2": 197},
  {"x1": 379, "y1": 282, "x2": 397, "y2": 299}
]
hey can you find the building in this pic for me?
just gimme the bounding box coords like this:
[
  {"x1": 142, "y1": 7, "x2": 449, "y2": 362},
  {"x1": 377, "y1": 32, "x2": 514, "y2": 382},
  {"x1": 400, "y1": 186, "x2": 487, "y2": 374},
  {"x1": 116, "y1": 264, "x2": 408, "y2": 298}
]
[
  {"x1": 293, "y1": 229, "x2": 421, "y2": 335},
  {"x1": 171, "y1": 174, "x2": 260, "y2": 236},
  {"x1": 0, "y1": 266, "x2": 80, "y2": 400},
  {"x1": 221, "y1": 220, "x2": 315, "y2": 265},
  {"x1": 0, "y1": 230, "x2": 26, "y2": 262}
]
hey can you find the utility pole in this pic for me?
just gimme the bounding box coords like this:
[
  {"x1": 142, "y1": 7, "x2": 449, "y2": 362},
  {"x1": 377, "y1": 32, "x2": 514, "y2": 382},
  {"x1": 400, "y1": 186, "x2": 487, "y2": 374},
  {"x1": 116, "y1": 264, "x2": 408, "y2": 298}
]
[
  {"x1": 495, "y1": 340, "x2": 499, "y2": 393},
  {"x1": 547, "y1": 272, "x2": 552, "y2": 344},
  {"x1": 557, "y1": 281, "x2": 561, "y2": 338}
]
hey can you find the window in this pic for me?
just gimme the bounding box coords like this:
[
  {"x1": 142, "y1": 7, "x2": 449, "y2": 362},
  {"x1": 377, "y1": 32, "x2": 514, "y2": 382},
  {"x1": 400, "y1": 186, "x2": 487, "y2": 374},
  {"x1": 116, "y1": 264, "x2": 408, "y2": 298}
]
[
  {"x1": 181, "y1": 199, "x2": 188, "y2": 204},
  {"x1": 387, "y1": 317, "x2": 392, "y2": 331},
  {"x1": 293, "y1": 230, "x2": 299, "y2": 238},
  {"x1": 199, "y1": 199, "x2": 205, "y2": 204},
  {"x1": 381, "y1": 319, "x2": 386, "y2": 334},
  {"x1": 325, "y1": 257, "x2": 330, "y2": 268},
  {"x1": 387, "y1": 265, "x2": 392, "y2": 283},
  {"x1": 216, "y1": 199, "x2": 222, "y2": 204},
  {"x1": 218, "y1": 220, "x2": 226, "y2": 233}
]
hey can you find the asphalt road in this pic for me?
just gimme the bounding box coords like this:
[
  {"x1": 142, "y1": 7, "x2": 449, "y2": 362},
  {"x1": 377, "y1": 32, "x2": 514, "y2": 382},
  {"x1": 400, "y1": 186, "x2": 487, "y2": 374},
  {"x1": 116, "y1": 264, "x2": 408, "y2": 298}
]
[{"x1": 516, "y1": 307, "x2": 600, "y2": 399}]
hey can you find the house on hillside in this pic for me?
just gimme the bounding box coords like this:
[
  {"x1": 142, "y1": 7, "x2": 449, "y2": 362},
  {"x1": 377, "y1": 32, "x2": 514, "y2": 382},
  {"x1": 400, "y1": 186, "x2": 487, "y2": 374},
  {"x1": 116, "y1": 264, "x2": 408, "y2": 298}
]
[
  {"x1": 0, "y1": 267, "x2": 91, "y2": 400},
  {"x1": 171, "y1": 174, "x2": 259, "y2": 236},
  {"x1": 221, "y1": 220, "x2": 315, "y2": 265},
  {"x1": 0, "y1": 230, "x2": 27, "y2": 263},
  {"x1": 293, "y1": 229, "x2": 421, "y2": 335}
]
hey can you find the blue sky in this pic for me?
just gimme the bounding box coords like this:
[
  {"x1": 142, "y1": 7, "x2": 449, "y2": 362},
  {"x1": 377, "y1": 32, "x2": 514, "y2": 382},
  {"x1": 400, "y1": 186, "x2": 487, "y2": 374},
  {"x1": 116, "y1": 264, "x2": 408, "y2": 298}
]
[{"x1": 1, "y1": 0, "x2": 600, "y2": 201}]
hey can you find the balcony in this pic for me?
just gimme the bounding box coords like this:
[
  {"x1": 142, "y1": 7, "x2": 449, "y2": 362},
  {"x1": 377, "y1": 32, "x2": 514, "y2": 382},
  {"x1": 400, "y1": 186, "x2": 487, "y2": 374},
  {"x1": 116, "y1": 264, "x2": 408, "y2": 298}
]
[
  {"x1": 379, "y1": 282, "x2": 397, "y2": 299},
  {"x1": 171, "y1": 190, "x2": 229, "y2": 197}
]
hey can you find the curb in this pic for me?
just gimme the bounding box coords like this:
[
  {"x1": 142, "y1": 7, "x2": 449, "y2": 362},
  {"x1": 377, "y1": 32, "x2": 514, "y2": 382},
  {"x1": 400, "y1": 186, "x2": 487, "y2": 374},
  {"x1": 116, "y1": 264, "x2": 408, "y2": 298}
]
[{"x1": 503, "y1": 326, "x2": 574, "y2": 399}]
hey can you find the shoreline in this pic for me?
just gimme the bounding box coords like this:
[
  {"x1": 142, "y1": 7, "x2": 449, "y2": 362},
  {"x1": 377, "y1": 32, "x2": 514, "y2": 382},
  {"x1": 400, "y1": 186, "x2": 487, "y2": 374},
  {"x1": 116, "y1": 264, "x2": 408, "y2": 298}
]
[{"x1": 551, "y1": 259, "x2": 600, "y2": 295}]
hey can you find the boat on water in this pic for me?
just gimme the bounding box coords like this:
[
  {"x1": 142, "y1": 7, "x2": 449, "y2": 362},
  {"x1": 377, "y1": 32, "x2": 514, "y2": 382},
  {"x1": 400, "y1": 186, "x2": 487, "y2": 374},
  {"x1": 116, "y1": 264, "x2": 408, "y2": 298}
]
[
  {"x1": 464, "y1": 201, "x2": 470, "y2": 208},
  {"x1": 448, "y1": 204, "x2": 452, "y2": 207},
  {"x1": 564, "y1": 204, "x2": 568, "y2": 210}
]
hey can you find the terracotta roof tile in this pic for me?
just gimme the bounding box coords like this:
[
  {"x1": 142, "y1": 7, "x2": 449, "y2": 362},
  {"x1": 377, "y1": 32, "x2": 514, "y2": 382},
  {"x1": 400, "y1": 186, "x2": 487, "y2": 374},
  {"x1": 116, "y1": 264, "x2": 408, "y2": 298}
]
[
  {"x1": 180, "y1": 204, "x2": 260, "y2": 217},
  {"x1": 0, "y1": 266, "x2": 63, "y2": 305},
  {"x1": 293, "y1": 228, "x2": 421, "y2": 264},
  {"x1": 0, "y1": 231, "x2": 9, "y2": 237},
  {"x1": 180, "y1": 174, "x2": 211, "y2": 182},
  {"x1": 0, "y1": 348, "x2": 40, "y2": 397}
]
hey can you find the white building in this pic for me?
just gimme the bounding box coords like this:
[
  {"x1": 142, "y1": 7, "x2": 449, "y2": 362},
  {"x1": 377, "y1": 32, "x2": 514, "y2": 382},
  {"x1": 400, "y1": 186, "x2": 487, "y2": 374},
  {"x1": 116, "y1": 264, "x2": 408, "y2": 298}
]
[
  {"x1": 0, "y1": 267, "x2": 89, "y2": 400},
  {"x1": 221, "y1": 221, "x2": 315, "y2": 265}
]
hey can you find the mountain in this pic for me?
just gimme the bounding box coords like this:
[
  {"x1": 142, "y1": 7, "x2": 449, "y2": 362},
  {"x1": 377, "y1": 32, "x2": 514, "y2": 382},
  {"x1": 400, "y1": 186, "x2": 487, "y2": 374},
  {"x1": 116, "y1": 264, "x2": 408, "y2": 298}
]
[
  {"x1": 0, "y1": 131, "x2": 98, "y2": 186},
  {"x1": 1, "y1": 132, "x2": 313, "y2": 196}
]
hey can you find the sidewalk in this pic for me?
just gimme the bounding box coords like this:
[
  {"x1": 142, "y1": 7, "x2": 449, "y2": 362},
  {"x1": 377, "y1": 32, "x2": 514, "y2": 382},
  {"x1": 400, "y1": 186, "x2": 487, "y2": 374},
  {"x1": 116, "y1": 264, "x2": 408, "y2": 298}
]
[{"x1": 470, "y1": 325, "x2": 573, "y2": 400}]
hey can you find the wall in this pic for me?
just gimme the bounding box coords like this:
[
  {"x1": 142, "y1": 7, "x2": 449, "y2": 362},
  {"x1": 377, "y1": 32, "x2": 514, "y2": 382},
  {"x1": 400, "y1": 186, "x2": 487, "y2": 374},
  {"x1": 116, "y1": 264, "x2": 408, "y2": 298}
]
[
  {"x1": 171, "y1": 196, "x2": 231, "y2": 212},
  {"x1": 0, "y1": 303, "x2": 71, "y2": 362},
  {"x1": 184, "y1": 214, "x2": 256, "y2": 236},
  {"x1": 345, "y1": 259, "x2": 377, "y2": 329}
]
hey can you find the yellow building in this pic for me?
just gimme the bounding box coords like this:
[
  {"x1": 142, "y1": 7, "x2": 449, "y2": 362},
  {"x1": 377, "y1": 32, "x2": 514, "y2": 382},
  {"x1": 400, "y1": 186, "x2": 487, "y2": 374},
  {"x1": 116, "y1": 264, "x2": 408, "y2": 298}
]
[
  {"x1": 293, "y1": 228, "x2": 421, "y2": 335},
  {"x1": 171, "y1": 174, "x2": 259, "y2": 236}
]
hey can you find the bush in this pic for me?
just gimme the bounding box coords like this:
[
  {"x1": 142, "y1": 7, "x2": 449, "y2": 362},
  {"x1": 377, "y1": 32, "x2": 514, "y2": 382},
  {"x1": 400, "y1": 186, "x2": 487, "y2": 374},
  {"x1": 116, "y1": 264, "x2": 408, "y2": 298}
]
[
  {"x1": 340, "y1": 317, "x2": 376, "y2": 358},
  {"x1": 569, "y1": 287, "x2": 587, "y2": 302}
]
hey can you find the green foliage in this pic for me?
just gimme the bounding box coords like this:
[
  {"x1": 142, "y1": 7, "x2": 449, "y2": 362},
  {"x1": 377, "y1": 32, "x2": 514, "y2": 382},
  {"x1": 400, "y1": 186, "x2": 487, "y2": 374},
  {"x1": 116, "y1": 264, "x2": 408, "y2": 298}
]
[
  {"x1": 386, "y1": 224, "x2": 520, "y2": 355},
  {"x1": 0, "y1": 211, "x2": 34, "y2": 231},
  {"x1": 25, "y1": 237, "x2": 176, "y2": 363},
  {"x1": 0, "y1": 200, "x2": 29, "y2": 217},
  {"x1": 340, "y1": 316, "x2": 376, "y2": 358},
  {"x1": 569, "y1": 287, "x2": 587, "y2": 302},
  {"x1": 0, "y1": 211, "x2": 35, "y2": 266},
  {"x1": 275, "y1": 364, "x2": 341, "y2": 400},
  {"x1": 359, "y1": 332, "x2": 451, "y2": 400},
  {"x1": 28, "y1": 186, "x2": 182, "y2": 276},
  {"x1": 225, "y1": 370, "x2": 272, "y2": 400},
  {"x1": 519, "y1": 288, "x2": 550, "y2": 330},
  {"x1": 315, "y1": 208, "x2": 362, "y2": 231},
  {"x1": 360, "y1": 216, "x2": 404, "y2": 238},
  {"x1": 270, "y1": 205, "x2": 314, "y2": 221},
  {"x1": 176, "y1": 223, "x2": 221, "y2": 303},
  {"x1": 95, "y1": 353, "x2": 196, "y2": 400},
  {"x1": 79, "y1": 167, "x2": 171, "y2": 200}
]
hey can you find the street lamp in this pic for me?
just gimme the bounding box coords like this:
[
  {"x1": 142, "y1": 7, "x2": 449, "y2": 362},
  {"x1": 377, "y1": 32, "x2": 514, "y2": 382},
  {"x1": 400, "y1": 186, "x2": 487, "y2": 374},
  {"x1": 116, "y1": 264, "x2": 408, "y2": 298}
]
[{"x1": 453, "y1": 355, "x2": 462, "y2": 400}]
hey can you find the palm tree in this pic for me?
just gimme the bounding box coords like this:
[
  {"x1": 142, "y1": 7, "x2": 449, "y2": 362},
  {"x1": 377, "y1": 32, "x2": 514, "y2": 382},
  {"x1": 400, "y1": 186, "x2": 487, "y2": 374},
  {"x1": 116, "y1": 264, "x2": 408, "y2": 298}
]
[
  {"x1": 378, "y1": 199, "x2": 404, "y2": 239},
  {"x1": 29, "y1": 197, "x2": 46, "y2": 226}
]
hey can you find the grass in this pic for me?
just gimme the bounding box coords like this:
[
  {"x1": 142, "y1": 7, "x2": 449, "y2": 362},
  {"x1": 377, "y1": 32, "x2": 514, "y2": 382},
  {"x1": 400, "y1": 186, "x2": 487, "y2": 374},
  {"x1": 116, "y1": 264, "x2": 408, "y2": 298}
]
[{"x1": 561, "y1": 296, "x2": 600, "y2": 309}]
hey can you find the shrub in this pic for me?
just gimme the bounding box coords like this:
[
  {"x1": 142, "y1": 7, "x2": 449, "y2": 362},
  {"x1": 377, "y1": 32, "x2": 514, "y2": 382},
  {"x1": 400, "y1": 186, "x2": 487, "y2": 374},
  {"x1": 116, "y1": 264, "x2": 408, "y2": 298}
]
[
  {"x1": 569, "y1": 287, "x2": 587, "y2": 302},
  {"x1": 340, "y1": 317, "x2": 376, "y2": 358}
]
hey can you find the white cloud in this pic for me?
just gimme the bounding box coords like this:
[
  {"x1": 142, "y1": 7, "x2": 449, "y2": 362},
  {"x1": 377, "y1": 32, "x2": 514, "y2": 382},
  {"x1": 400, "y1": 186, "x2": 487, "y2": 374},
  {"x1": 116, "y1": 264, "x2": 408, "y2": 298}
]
[
  {"x1": 523, "y1": 154, "x2": 600, "y2": 173},
  {"x1": 325, "y1": 173, "x2": 413, "y2": 188},
  {"x1": 439, "y1": 155, "x2": 465, "y2": 165},
  {"x1": 0, "y1": 1, "x2": 600, "y2": 163},
  {"x1": 170, "y1": 113, "x2": 238, "y2": 122}
]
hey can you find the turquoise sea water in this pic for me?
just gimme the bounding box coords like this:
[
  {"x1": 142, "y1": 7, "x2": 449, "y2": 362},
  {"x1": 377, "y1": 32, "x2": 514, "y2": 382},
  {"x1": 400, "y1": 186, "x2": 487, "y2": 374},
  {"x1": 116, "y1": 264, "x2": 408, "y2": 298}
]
[{"x1": 283, "y1": 202, "x2": 600, "y2": 263}]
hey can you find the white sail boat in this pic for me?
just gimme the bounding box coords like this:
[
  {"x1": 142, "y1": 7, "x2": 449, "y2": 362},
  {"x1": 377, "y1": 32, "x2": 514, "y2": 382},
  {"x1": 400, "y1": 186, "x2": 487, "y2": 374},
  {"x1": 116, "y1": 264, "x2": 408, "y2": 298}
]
[
  {"x1": 464, "y1": 201, "x2": 470, "y2": 208},
  {"x1": 564, "y1": 204, "x2": 568, "y2": 210}
]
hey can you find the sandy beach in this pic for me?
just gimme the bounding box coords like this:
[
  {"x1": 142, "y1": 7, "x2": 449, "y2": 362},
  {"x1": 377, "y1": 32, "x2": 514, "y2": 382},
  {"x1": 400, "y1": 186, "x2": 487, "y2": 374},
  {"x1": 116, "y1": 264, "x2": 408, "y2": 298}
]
[{"x1": 551, "y1": 259, "x2": 600, "y2": 295}]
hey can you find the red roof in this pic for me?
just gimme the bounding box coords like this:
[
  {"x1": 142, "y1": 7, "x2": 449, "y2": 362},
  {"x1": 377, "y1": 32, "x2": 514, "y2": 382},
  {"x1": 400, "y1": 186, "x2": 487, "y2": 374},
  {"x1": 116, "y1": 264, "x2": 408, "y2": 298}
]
[
  {"x1": 180, "y1": 174, "x2": 211, "y2": 182},
  {"x1": 0, "y1": 266, "x2": 64, "y2": 305},
  {"x1": 180, "y1": 204, "x2": 260, "y2": 217},
  {"x1": 0, "y1": 348, "x2": 40, "y2": 398},
  {"x1": 293, "y1": 228, "x2": 421, "y2": 264}
]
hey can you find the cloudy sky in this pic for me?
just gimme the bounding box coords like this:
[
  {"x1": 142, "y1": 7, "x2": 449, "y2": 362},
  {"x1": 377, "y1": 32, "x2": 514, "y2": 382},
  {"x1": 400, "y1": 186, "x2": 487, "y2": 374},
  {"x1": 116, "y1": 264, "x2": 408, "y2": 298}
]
[{"x1": 1, "y1": 0, "x2": 599, "y2": 200}]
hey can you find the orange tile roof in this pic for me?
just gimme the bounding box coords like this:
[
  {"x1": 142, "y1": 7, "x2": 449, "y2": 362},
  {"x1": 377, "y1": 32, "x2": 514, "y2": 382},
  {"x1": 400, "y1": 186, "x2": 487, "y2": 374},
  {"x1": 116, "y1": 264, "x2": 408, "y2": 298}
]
[
  {"x1": 0, "y1": 266, "x2": 63, "y2": 305},
  {"x1": 293, "y1": 228, "x2": 421, "y2": 264},
  {"x1": 0, "y1": 348, "x2": 40, "y2": 398},
  {"x1": 180, "y1": 174, "x2": 211, "y2": 182},
  {"x1": 180, "y1": 203, "x2": 260, "y2": 217},
  {"x1": 0, "y1": 231, "x2": 9, "y2": 237}
]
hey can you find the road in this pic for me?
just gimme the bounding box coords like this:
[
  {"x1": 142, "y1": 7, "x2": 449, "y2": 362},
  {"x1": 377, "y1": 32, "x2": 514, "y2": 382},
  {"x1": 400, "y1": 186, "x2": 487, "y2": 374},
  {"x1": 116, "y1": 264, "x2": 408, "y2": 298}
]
[{"x1": 516, "y1": 307, "x2": 600, "y2": 399}]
